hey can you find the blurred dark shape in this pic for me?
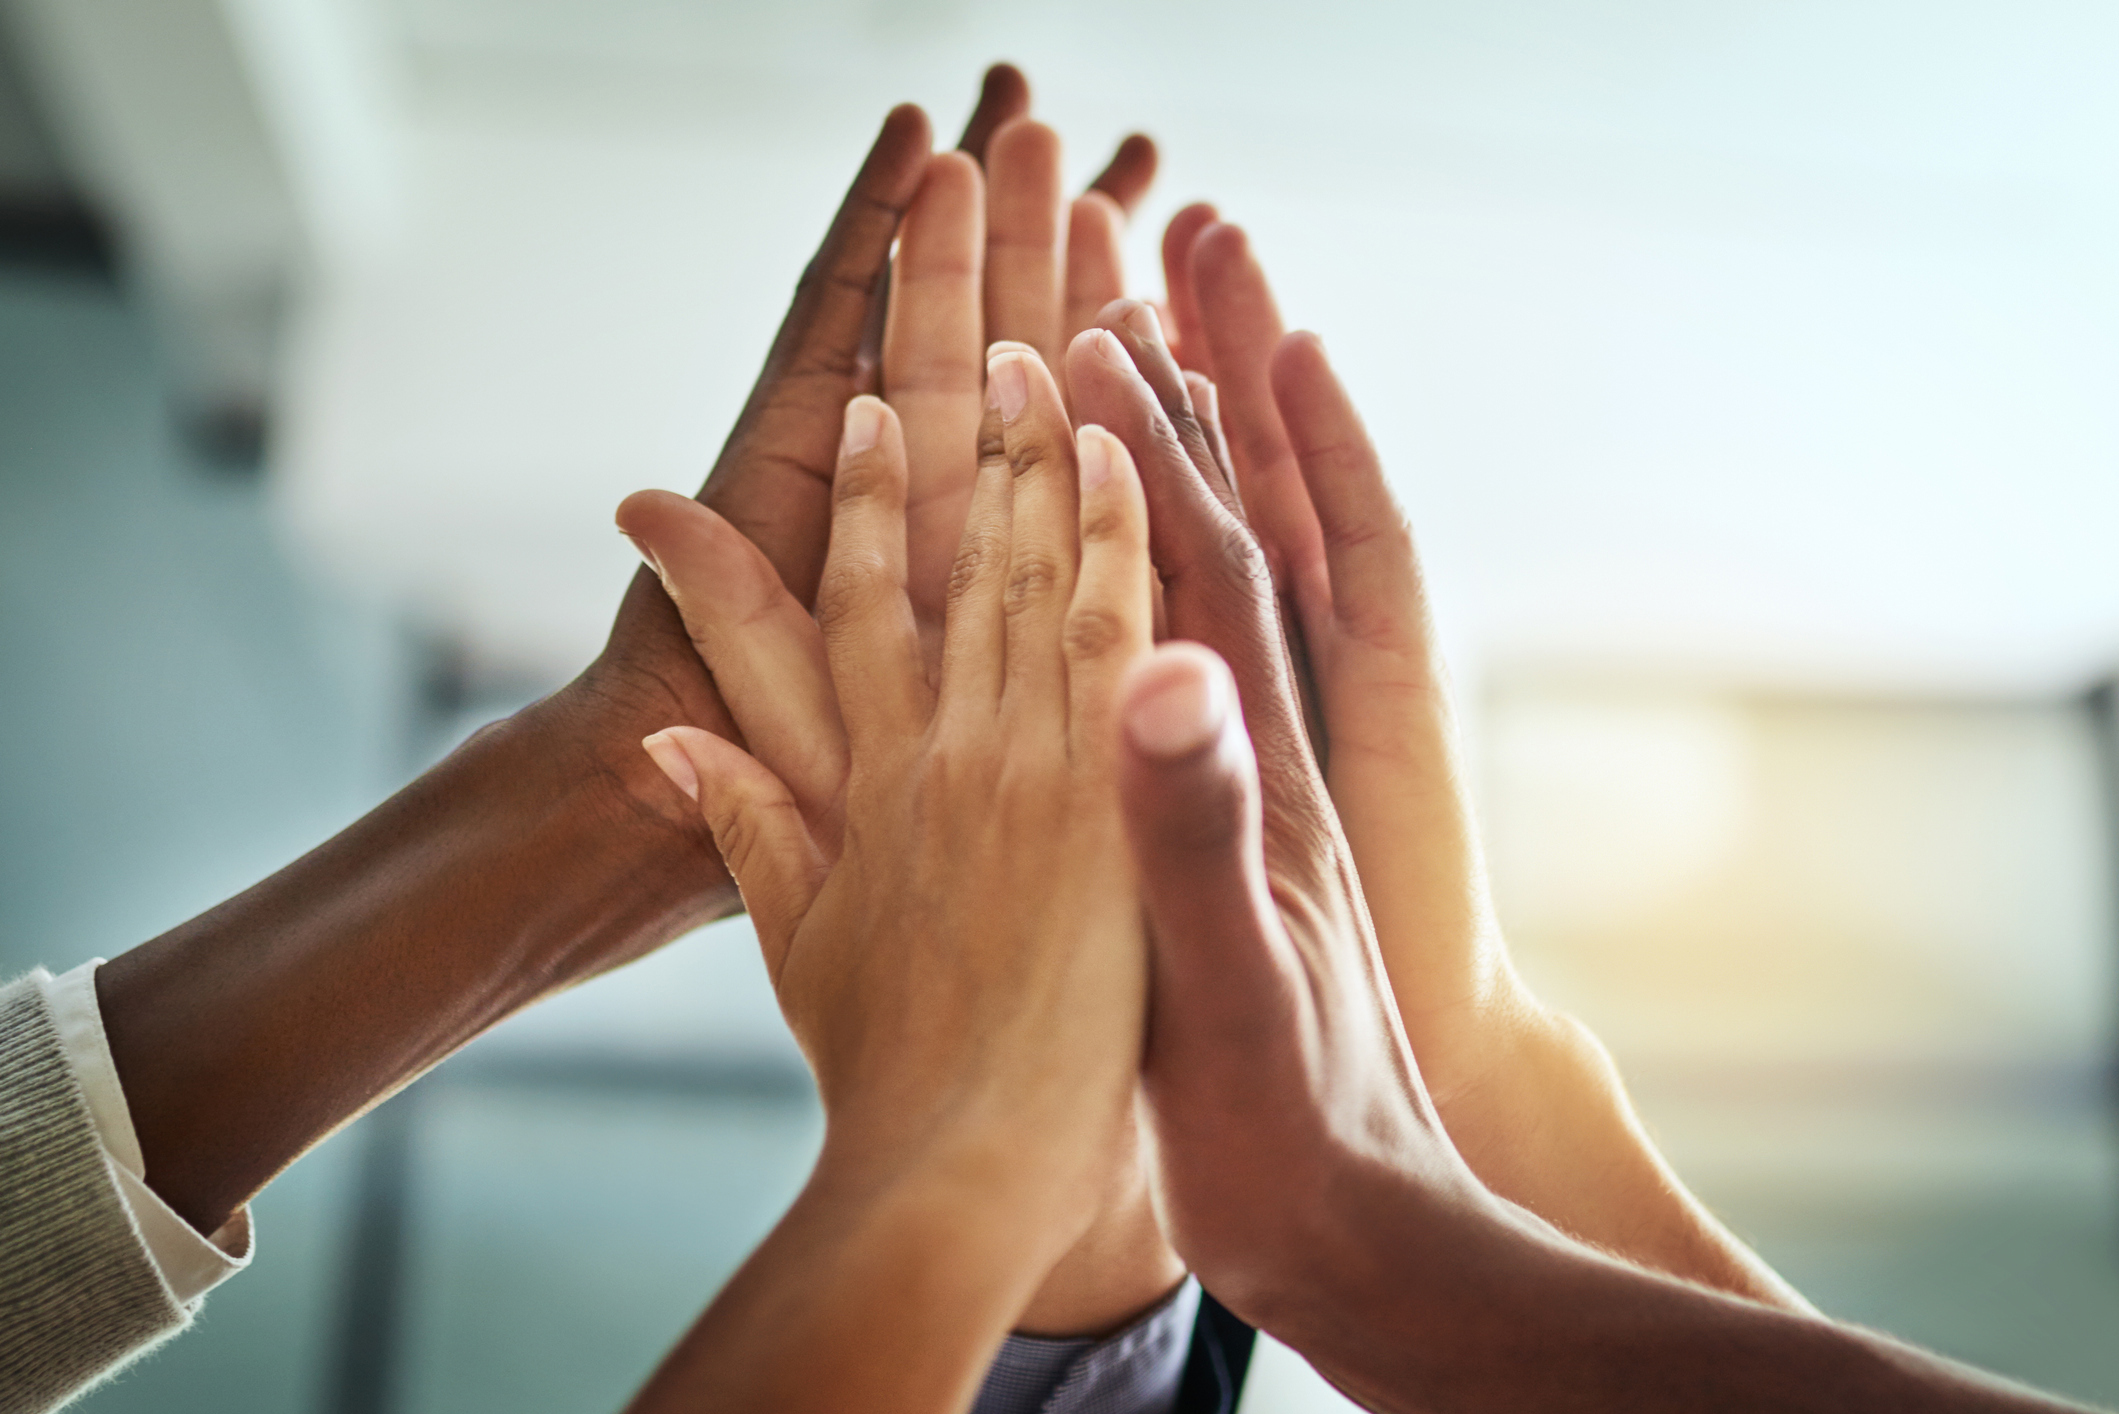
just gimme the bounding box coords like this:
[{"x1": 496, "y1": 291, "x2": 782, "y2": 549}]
[
  {"x1": 180, "y1": 397, "x2": 269, "y2": 480},
  {"x1": 0, "y1": 194, "x2": 113, "y2": 279}
]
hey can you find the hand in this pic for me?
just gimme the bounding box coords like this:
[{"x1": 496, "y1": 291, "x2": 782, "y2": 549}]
[
  {"x1": 1153, "y1": 221, "x2": 1808, "y2": 1304},
  {"x1": 623, "y1": 363, "x2": 1161, "y2": 1411},
  {"x1": 621, "y1": 82, "x2": 1188, "y2": 1336},
  {"x1": 585, "y1": 65, "x2": 1151, "y2": 884},
  {"x1": 1114, "y1": 646, "x2": 2091, "y2": 1414},
  {"x1": 90, "y1": 98, "x2": 938, "y2": 1239},
  {"x1": 879, "y1": 71, "x2": 1156, "y2": 669},
  {"x1": 87, "y1": 66, "x2": 1145, "y2": 1245},
  {"x1": 1074, "y1": 235, "x2": 1804, "y2": 1305}
]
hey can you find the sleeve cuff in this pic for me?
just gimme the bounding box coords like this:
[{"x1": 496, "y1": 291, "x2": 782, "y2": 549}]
[
  {"x1": 975, "y1": 1277, "x2": 1201, "y2": 1414},
  {"x1": 43, "y1": 961, "x2": 253, "y2": 1308}
]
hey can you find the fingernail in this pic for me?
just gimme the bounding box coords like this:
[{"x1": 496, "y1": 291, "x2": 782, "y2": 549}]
[
  {"x1": 1077, "y1": 427, "x2": 1113, "y2": 490},
  {"x1": 1124, "y1": 302, "x2": 1164, "y2": 345},
  {"x1": 642, "y1": 731, "x2": 700, "y2": 802},
  {"x1": 623, "y1": 532, "x2": 662, "y2": 577},
  {"x1": 989, "y1": 352, "x2": 1030, "y2": 421},
  {"x1": 1092, "y1": 329, "x2": 1131, "y2": 369},
  {"x1": 1126, "y1": 657, "x2": 1229, "y2": 758},
  {"x1": 841, "y1": 396, "x2": 883, "y2": 456}
]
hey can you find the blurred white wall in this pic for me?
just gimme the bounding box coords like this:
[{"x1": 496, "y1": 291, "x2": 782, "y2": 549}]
[
  {"x1": 1488, "y1": 687, "x2": 2114, "y2": 1074},
  {"x1": 17, "y1": 0, "x2": 2100, "y2": 694}
]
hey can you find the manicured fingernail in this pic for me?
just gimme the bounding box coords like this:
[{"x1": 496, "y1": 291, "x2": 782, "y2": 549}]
[
  {"x1": 989, "y1": 352, "x2": 1030, "y2": 421},
  {"x1": 1092, "y1": 329, "x2": 1131, "y2": 369},
  {"x1": 623, "y1": 532, "x2": 662, "y2": 577},
  {"x1": 1127, "y1": 657, "x2": 1229, "y2": 758},
  {"x1": 642, "y1": 732, "x2": 699, "y2": 802},
  {"x1": 841, "y1": 396, "x2": 883, "y2": 456},
  {"x1": 1077, "y1": 427, "x2": 1113, "y2": 490},
  {"x1": 1124, "y1": 302, "x2": 1163, "y2": 345}
]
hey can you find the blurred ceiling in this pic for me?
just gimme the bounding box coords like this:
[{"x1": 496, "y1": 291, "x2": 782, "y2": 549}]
[{"x1": 7, "y1": 0, "x2": 2118, "y2": 694}]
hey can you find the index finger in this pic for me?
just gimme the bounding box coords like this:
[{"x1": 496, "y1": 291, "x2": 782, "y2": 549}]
[
  {"x1": 701, "y1": 103, "x2": 932, "y2": 605},
  {"x1": 1187, "y1": 222, "x2": 1326, "y2": 594}
]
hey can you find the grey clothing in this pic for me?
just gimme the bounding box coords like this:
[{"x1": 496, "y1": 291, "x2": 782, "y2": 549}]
[{"x1": 0, "y1": 972, "x2": 185, "y2": 1413}]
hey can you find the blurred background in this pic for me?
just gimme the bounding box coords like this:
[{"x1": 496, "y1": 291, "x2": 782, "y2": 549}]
[{"x1": 1, "y1": 1, "x2": 2115, "y2": 1410}]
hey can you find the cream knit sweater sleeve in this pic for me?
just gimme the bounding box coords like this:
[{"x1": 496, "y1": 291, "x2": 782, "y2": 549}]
[{"x1": 0, "y1": 972, "x2": 185, "y2": 1413}]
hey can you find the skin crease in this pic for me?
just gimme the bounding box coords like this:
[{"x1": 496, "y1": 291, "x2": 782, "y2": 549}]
[
  {"x1": 622, "y1": 383, "x2": 1161, "y2": 1413},
  {"x1": 85, "y1": 71, "x2": 1175, "y2": 1358},
  {"x1": 1068, "y1": 271, "x2": 1805, "y2": 1309}
]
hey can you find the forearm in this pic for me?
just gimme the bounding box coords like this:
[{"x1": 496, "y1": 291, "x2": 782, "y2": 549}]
[
  {"x1": 98, "y1": 671, "x2": 734, "y2": 1236},
  {"x1": 1446, "y1": 1006, "x2": 1808, "y2": 1311},
  {"x1": 627, "y1": 1144, "x2": 1067, "y2": 1414},
  {"x1": 1308, "y1": 1202, "x2": 2095, "y2": 1414}
]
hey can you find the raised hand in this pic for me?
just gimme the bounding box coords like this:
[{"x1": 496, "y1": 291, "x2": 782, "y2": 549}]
[
  {"x1": 883, "y1": 68, "x2": 1158, "y2": 668},
  {"x1": 1114, "y1": 645, "x2": 2097, "y2": 1414},
  {"x1": 621, "y1": 359, "x2": 1163, "y2": 1411},
  {"x1": 1132, "y1": 223, "x2": 1806, "y2": 1304}
]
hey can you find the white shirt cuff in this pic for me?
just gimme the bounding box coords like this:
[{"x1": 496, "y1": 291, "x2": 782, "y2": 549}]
[{"x1": 44, "y1": 961, "x2": 253, "y2": 1308}]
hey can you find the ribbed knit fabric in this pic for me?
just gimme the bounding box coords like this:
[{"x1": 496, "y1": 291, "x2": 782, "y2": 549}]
[{"x1": 0, "y1": 972, "x2": 184, "y2": 1413}]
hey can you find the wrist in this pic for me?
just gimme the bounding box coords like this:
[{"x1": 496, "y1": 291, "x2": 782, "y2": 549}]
[
  {"x1": 1015, "y1": 1120, "x2": 1186, "y2": 1337},
  {"x1": 102, "y1": 673, "x2": 734, "y2": 1235},
  {"x1": 1278, "y1": 1165, "x2": 1572, "y2": 1411},
  {"x1": 632, "y1": 1131, "x2": 1067, "y2": 1414}
]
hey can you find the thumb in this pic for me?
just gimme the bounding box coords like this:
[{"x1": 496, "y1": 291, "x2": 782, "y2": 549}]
[
  {"x1": 1118, "y1": 644, "x2": 1299, "y2": 1084},
  {"x1": 643, "y1": 728, "x2": 826, "y2": 980}
]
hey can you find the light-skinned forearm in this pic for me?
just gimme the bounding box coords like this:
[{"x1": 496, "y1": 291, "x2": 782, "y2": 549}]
[
  {"x1": 1443, "y1": 1003, "x2": 1813, "y2": 1311},
  {"x1": 626, "y1": 1138, "x2": 1072, "y2": 1414}
]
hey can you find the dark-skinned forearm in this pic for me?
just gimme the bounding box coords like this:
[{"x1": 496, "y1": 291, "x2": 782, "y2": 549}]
[
  {"x1": 97, "y1": 638, "x2": 736, "y2": 1237},
  {"x1": 1293, "y1": 1190, "x2": 2098, "y2": 1414}
]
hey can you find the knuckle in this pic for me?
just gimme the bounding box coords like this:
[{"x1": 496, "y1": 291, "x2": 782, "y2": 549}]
[
  {"x1": 1079, "y1": 498, "x2": 1130, "y2": 546},
  {"x1": 815, "y1": 554, "x2": 888, "y2": 636},
  {"x1": 1004, "y1": 556, "x2": 1061, "y2": 616},
  {"x1": 1217, "y1": 517, "x2": 1273, "y2": 591},
  {"x1": 1063, "y1": 606, "x2": 1127, "y2": 661},
  {"x1": 1007, "y1": 442, "x2": 1061, "y2": 484},
  {"x1": 976, "y1": 419, "x2": 1009, "y2": 468},
  {"x1": 945, "y1": 534, "x2": 994, "y2": 608}
]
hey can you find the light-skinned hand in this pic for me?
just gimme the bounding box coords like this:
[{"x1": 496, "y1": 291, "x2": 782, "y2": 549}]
[{"x1": 622, "y1": 362, "x2": 1166, "y2": 1411}]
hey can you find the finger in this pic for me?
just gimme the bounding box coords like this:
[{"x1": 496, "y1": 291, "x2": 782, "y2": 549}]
[
  {"x1": 701, "y1": 103, "x2": 931, "y2": 605},
  {"x1": 1187, "y1": 222, "x2": 1326, "y2": 592},
  {"x1": 1087, "y1": 133, "x2": 1158, "y2": 216},
  {"x1": 1065, "y1": 425, "x2": 1153, "y2": 763},
  {"x1": 644, "y1": 728, "x2": 826, "y2": 982},
  {"x1": 1063, "y1": 192, "x2": 1126, "y2": 348},
  {"x1": 815, "y1": 397, "x2": 930, "y2": 752},
  {"x1": 883, "y1": 151, "x2": 986, "y2": 637},
  {"x1": 1270, "y1": 332, "x2": 1421, "y2": 655},
  {"x1": 940, "y1": 391, "x2": 1017, "y2": 715},
  {"x1": 1159, "y1": 203, "x2": 1219, "y2": 374},
  {"x1": 1065, "y1": 327, "x2": 1315, "y2": 792},
  {"x1": 990, "y1": 349, "x2": 1080, "y2": 725},
  {"x1": 616, "y1": 490, "x2": 846, "y2": 827},
  {"x1": 1098, "y1": 290, "x2": 1331, "y2": 763},
  {"x1": 1184, "y1": 372, "x2": 1239, "y2": 506},
  {"x1": 1118, "y1": 647, "x2": 1303, "y2": 1085},
  {"x1": 1093, "y1": 298, "x2": 1241, "y2": 518},
  {"x1": 957, "y1": 63, "x2": 1031, "y2": 164},
  {"x1": 984, "y1": 117, "x2": 1067, "y2": 364}
]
